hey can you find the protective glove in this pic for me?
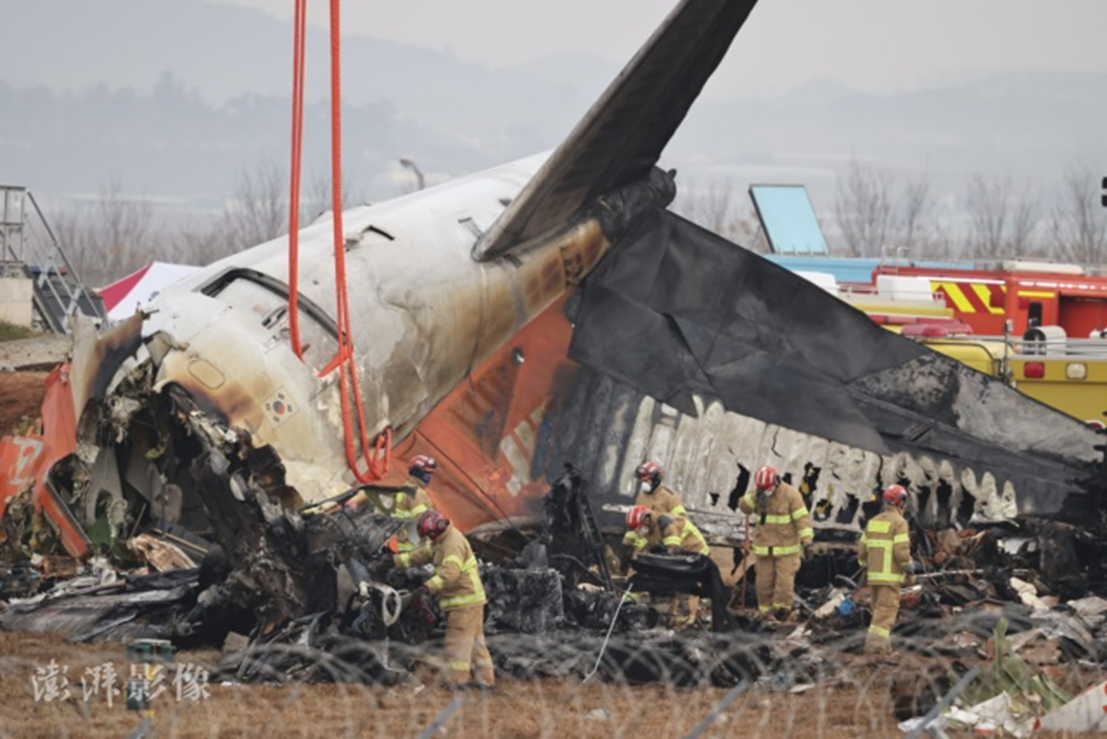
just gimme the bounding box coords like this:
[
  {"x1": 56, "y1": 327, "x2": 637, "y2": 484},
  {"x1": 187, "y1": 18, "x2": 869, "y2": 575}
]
[
  {"x1": 802, "y1": 543, "x2": 813, "y2": 563},
  {"x1": 901, "y1": 560, "x2": 920, "y2": 575}
]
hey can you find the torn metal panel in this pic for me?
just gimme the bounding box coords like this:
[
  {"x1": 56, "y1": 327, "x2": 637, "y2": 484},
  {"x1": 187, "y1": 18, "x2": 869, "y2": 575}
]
[
  {"x1": 548, "y1": 364, "x2": 1025, "y2": 533},
  {"x1": 0, "y1": 568, "x2": 198, "y2": 642},
  {"x1": 68, "y1": 311, "x2": 144, "y2": 421},
  {"x1": 565, "y1": 208, "x2": 1104, "y2": 522}
]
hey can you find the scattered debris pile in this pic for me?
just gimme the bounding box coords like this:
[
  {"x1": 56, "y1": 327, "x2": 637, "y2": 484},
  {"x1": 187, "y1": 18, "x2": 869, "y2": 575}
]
[{"x1": 5, "y1": 458, "x2": 1107, "y2": 730}]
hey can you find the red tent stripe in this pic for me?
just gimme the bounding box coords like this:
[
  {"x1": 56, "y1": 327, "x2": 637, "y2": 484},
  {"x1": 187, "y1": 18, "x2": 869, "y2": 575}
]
[{"x1": 96, "y1": 264, "x2": 152, "y2": 312}]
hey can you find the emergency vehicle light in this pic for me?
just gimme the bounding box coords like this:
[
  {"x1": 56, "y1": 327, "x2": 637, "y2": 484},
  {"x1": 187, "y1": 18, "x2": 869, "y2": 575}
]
[{"x1": 1023, "y1": 362, "x2": 1045, "y2": 379}]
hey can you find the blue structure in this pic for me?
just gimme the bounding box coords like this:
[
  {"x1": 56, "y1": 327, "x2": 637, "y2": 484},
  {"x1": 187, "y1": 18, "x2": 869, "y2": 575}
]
[
  {"x1": 749, "y1": 184, "x2": 829, "y2": 256},
  {"x1": 764, "y1": 255, "x2": 962, "y2": 284}
]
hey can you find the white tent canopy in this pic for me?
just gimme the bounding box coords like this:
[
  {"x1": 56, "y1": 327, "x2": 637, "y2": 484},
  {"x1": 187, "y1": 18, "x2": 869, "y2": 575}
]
[{"x1": 98, "y1": 261, "x2": 201, "y2": 321}]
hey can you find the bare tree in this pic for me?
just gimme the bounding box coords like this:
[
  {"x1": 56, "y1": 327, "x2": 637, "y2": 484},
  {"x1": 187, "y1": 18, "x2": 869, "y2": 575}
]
[
  {"x1": 301, "y1": 169, "x2": 359, "y2": 226},
  {"x1": 166, "y1": 216, "x2": 234, "y2": 267},
  {"x1": 834, "y1": 159, "x2": 895, "y2": 257},
  {"x1": 671, "y1": 177, "x2": 767, "y2": 251},
  {"x1": 52, "y1": 178, "x2": 154, "y2": 285},
  {"x1": 964, "y1": 173, "x2": 1012, "y2": 257},
  {"x1": 98, "y1": 179, "x2": 153, "y2": 277},
  {"x1": 899, "y1": 174, "x2": 936, "y2": 255},
  {"x1": 1051, "y1": 165, "x2": 1107, "y2": 266},
  {"x1": 1008, "y1": 182, "x2": 1041, "y2": 257},
  {"x1": 223, "y1": 159, "x2": 287, "y2": 250}
]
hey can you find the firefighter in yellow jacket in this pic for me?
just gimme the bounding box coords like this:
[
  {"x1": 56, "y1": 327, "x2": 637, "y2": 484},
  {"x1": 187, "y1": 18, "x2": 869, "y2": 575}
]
[
  {"x1": 622, "y1": 461, "x2": 688, "y2": 552},
  {"x1": 392, "y1": 510, "x2": 495, "y2": 689},
  {"x1": 858, "y1": 484, "x2": 917, "y2": 654},
  {"x1": 343, "y1": 455, "x2": 436, "y2": 554},
  {"x1": 393, "y1": 455, "x2": 437, "y2": 554},
  {"x1": 739, "y1": 465, "x2": 814, "y2": 620},
  {"x1": 625, "y1": 504, "x2": 710, "y2": 630}
]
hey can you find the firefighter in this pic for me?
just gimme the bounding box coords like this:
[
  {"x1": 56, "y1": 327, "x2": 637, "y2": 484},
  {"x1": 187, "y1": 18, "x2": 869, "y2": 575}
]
[
  {"x1": 388, "y1": 510, "x2": 495, "y2": 690},
  {"x1": 394, "y1": 455, "x2": 437, "y2": 554},
  {"x1": 634, "y1": 461, "x2": 687, "y2": 515},
  {"x1": 623, "y1": 461, "x2": 688, "y2": 553},
  {"x1": 858, "y1": 484, "x2": 917, "y2": 654},
  {"x1": 625, "y1": 504, "x2": 710, "y2": 630},
  {"x1": 739, "y1": 465, "x2": 813, "y2": 620}
]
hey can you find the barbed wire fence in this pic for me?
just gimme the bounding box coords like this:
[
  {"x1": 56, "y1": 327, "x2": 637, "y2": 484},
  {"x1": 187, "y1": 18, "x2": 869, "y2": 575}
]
[{"x1": 3, "y1": 602, "x2": 1102, "y2": 738}]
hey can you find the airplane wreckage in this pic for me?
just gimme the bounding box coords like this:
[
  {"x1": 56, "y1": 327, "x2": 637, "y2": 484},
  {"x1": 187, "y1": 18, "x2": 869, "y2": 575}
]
[{"x1": 3, "y1": 0, "x2": 1107, "y2": 691}]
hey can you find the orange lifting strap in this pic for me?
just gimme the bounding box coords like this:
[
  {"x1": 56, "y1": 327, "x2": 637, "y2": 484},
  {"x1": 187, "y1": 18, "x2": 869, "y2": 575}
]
[{"x1": 286, "y1": 0, "x2": 390, "y2": 481}]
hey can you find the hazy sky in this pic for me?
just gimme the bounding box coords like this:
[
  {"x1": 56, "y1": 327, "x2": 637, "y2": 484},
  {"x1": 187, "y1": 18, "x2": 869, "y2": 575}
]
[{"x1": 212, "y1": 0, "x2": 1107, "y2": 97}]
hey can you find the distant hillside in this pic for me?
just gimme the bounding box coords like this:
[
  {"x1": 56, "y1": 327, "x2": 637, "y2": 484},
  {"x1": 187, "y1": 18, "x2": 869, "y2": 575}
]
[{"x1": 2, "y1": 0, "x2": 1104, "y2": 232}]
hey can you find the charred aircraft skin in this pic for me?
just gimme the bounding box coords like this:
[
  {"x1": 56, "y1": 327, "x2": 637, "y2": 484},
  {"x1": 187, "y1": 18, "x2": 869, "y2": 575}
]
[
  {"x1": 15, "y1": 0, "x2": 758, "y2": 625},
  {"x1": 133, "y1": 155, "x2": 621, "y2": 503},
  {"x1": 7, "y1": 0, "x2": 1105, "y2": 649}
]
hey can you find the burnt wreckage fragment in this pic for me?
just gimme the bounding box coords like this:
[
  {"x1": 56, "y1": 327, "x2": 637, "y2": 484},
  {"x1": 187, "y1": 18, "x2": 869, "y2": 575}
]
[{"x1": 567, "y1": 207, "x2": 1106, "y2": 520}]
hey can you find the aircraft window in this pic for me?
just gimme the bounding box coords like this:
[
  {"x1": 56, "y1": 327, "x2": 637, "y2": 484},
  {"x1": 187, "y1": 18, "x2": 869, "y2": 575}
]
[{"x1": 201, "y1": 269, "x2": 339, "y2": 371}]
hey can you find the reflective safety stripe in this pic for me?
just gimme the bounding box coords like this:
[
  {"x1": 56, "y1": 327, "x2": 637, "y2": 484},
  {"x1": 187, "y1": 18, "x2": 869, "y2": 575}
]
[
  {"x1": 663, "y1": 535, "x2": 682, "y2": 547},
  {"x1": 742, "y1": 494, "x2": 756, "y2": 509},
  {"x1": 791, "y1": 507, "x2": 809, "y2": 520},
  {"x1": 868, "y1": 572, "x2": 905, "y2": 584},
  {"x1": 443, "y1": 554, "x2": 464, "y2": 569},
  {"x1": 893, "y1": 534, "x2": 910, "y2": 544},
  {"x1": 764, "y1": 514, "x2": 792, "y2": 525},
  {"x1": 396, "y1": 541, "x2": 416, "y2": 552},
  {"x1": 868, "y1": 520, "x2": 892, "y2": 534},
  {"x1": 798, "y1": 528, "x2": 813, "y2": 541},
  {"x1": 439, "y1": 555, "x2": 486, "y2": 610},
  {"x1": 427, "y1": 575, "x2": 444, "y2": 590},
  {"x1": 753, "y1": 544, "x2": 801, "y2": 556},
  {"x1": 441, "y1": 592, "x2": 486, "y2": 608},
  {"x1": 670, "y1": 505, "x2": 687, "y2": 517},
  {"x1": 450, "y1": 661, "x2": 471, "y2": 672},
  {"x1": 868, "y1": 625, "x2": 890, "y2": 638},
  {"x1": 397, "y1": 552, "x2": 414, "y2": 568},
  {"x1": 772, "y1": 602, "x2": 791, "y2": 609},
  {"x1": 865, "y1": 539, "x2": 901, "y2": 581},
  {"x1": 758, "y1": 604, "x2": 774, "y2": 612}
]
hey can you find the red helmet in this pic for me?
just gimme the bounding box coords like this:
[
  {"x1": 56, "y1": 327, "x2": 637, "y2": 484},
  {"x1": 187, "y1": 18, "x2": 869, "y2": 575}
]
[
  {"x1": 882, "y1": 484, "x2": 908, "y2": 507},
  {"x1": 635, "y1": 461, "x2": 663, "y2": 483},
  {"x1": 408, "y1": 454, "x2": 438, "y2": 477},
  {"x1": 626, "y1": 504, "x2": 653, "y2": 530},
  {"x1": 416, "y1": 509, "x2": 449, "y2": 540},
  {"x1": 637, "y1": 462, "x2": 659, "y2": 491},
  {"x1": 754, "y1": 465, "x2": 778, "y2": 490}
]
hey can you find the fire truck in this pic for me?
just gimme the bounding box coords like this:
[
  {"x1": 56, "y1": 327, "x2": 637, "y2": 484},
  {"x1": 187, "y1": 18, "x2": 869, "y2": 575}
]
[{"x1": 863, "y1": 261, "x2": 1107, "y2": 426}]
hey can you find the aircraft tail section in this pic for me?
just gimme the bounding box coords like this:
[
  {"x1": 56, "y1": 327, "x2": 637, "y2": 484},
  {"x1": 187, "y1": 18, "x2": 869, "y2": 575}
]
[{"x1": 472, "y1": 0, "x2": 760, "y2": 261}]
